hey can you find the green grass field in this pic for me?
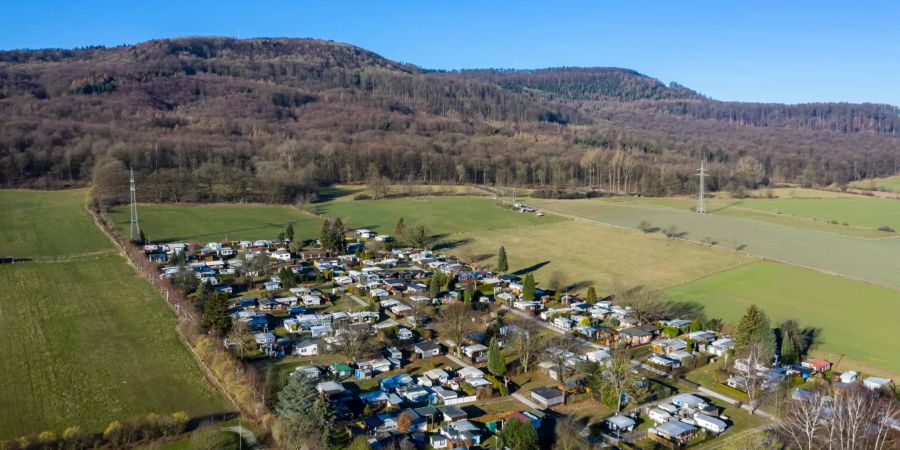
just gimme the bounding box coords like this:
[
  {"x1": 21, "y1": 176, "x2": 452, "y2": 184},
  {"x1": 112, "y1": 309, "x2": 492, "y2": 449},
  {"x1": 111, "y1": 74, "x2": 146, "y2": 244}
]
[
  {"x1": 850, "y1": 175, "x2": 900, "y2": 193},
  {"x1": 0, "y1": 190, "x2": 228, "y2": 440},
  {"x1": 445, "y1": 220, "x2": 753, "y2": 295},
  {"x1": 0, "y1": 256, "x2": 227, "y2": 440},
  {"x1": 110, "y1": 203, "x2": 323, "y2": 243},
  {"x1": 529, "y1": 197, "x2": 900, "y2": 288},
  {"x1": 314, "y1": 196, "x2": 562, "y2": 235},
  {"x1": 0, "y1": 189, "x2": 113, "y2": 259},
  {"x1": 715, "y1": 197, "x2": 900, "y2": 232},
  {"x1": 667, "y1": 262, "x2": 900, "y2": 375}
]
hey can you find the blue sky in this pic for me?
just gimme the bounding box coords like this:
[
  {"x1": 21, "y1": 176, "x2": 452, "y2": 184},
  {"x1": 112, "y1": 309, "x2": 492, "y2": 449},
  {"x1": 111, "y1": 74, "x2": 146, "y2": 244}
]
[{"x1": 2, "y1": 1, "x2": 899, "y2": 106}]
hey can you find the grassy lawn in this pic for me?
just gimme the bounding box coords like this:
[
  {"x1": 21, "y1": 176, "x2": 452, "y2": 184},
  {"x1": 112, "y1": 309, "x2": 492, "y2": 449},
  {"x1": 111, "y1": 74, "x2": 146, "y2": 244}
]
[
  {"x1": 668, "y1": 262, "x2": 900, "y2": 377},
  {"x1": 109, "y1": 203, "x2": 323, "y2": 243},
  {"x1": 314, "y1": 196, "x2": 562, "y2": 235},
  {"x1": 716, "y1": 196, "x2": 900, "y2": 232},
  {"x1": 0, "y1": 189, "x2": 113, "y2": 259},
  {"x1": 0, "y1": 256, "x2": 228, "y2": 440},
  {"x1": 528, "y1": 197, "x2": 900, "y2": 288},
  {"x1": 447, "y1": 220, "x2": 754, "y2": 295}
]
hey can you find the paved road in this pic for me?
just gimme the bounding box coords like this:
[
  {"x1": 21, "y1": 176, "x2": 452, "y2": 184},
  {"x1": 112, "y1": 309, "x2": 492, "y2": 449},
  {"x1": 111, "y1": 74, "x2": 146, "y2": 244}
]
[{"x1": 511, "y1": 392, "x2": 542, "y2": 410}]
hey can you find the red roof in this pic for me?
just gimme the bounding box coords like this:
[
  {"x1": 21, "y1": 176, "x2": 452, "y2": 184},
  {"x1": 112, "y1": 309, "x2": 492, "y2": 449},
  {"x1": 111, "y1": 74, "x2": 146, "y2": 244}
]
[{"x1": 810, "y1": 358, "x2": 831, "y2": 369}]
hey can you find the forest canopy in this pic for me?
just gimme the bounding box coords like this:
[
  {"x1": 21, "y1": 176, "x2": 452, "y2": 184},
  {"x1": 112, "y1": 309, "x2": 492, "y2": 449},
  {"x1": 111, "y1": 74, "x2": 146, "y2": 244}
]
[{"x1": 1, "y1": 37, "x2": 897, "y2": 203}]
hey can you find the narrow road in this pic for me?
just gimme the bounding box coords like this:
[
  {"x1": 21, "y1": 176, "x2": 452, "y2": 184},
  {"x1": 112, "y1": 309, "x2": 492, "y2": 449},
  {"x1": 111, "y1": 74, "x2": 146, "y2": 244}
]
[
  {"x1": 695, "y1": 386, "x2": 776, "y2": 420},
  {"x1": 511, "y1": 392, "x2": 542, "y2": 410}
]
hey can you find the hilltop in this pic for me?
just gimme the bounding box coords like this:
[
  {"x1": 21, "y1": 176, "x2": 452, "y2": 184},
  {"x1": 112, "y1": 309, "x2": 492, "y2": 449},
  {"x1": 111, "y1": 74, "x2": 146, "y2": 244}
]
[{"x1": 0, "y1": 37, "x2": 898, "y2": 202}]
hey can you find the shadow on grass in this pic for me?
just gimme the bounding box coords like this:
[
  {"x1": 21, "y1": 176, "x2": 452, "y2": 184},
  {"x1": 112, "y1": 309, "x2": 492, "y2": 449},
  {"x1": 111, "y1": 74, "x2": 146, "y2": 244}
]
[
  {"x1": 511, "y1": 261, "x2": 550, "y2": 276},
  {"x1": 433, "y1": 238, "x2": 472, "y2": 251}
]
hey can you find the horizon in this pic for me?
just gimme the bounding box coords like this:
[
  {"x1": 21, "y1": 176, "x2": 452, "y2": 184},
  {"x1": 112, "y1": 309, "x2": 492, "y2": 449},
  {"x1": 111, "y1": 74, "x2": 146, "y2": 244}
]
[{"x1": 2, "y1": 1, "x2": 899, "y2": 107}]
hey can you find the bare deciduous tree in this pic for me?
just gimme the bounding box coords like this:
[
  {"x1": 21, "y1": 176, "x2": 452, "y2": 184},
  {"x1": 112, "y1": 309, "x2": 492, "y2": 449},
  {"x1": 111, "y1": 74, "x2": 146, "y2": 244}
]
[
  {"x1": 509, "y1": 318, "x2": 547, "y2": 373},
  {"x1": 333, "y1": 326, "x2": 372, "y2": 362},
  {"x1": 731, "y1": 342, "x2": 772, "y2": 413},
  {"x1": 436, "y1": 302, "x2": 481, "y2": 357}
]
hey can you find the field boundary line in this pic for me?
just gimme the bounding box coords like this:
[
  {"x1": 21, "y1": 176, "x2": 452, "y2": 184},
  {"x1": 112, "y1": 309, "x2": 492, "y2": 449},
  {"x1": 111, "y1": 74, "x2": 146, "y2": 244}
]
[{"x1": 538, "y1": 205, "x2": 900, "y2": 291}]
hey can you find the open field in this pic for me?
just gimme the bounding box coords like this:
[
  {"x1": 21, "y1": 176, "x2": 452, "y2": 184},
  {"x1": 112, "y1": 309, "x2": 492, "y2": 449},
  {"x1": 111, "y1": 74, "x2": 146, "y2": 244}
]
[
  {"x1": 110, "y1": 203, "x2": 322, "y2": 243},
  {"x1": 850, "y1": 175, "x2": 900, "y2": 193},
  {"x1": 716, "y1": 197, "x2": 900, "y2": 232},
  {"x1": 314, "y1": 196, "x2": 563, "y2": 235},
  {"x1": 0, "y1": 189, "x2": 113, "y2": 259},
  {"x1": 324, "y1": 184, "x2": 491, "y2": 200},
  {"x1": 0, "y1": 189, "x2": 228, "y2": 440},
  {"x1": 0, "y1": 256, "x2": 227, "y2": 440},
  {"x1": 528, "y1": 197, "x2": 900, "y2": 288},
  {"x1": 667, "y1": 262, "x2": 900, "y2": 376},
  {"x1": 446, "y1": 220, "x2": 754, "y2": 295}
]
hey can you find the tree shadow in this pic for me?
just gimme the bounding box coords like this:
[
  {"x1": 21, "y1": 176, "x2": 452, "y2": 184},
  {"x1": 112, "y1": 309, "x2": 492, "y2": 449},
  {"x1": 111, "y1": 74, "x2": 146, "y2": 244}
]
[
  {"x1": 511, "y1": 261, "x2": 550, "y2": 276},
  {"x1": 666, "y1": 301, "x2": 707, "y2": 320},
  {"x1": 468, "y1": 253, "x2": 493, "y2": 264},
  {"x1": 801, "y1": 326, "x2": 823, "y2": 354},
  {"x1": 432, "y1": 238, "x2": 472, "y2": 251},
  {"x1": 567, "y1": 280, "x2": 594, "y2": 292}
]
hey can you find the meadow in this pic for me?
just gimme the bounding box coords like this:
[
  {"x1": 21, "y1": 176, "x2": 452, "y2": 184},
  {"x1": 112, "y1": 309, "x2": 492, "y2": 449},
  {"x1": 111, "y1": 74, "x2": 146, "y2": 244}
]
[
  {"x1": 667, "y1": 262, "x2": 900, "y2": 377},
  {"x1": 0, "y1": 189, "x2": 113, "y2": 258},
  {"x1": 314, "y1": 196, "x2": 562, "y2": 235},
  {"x1": 529, "y1": 197, "x2": 900, "y2": 288},
  {"x1": 850, "y1": 175, "x2": 900, "y2": 193},
  {"x1": 110, "y1": 203, "x2": 322, "y2": 243},
  {"x1": 0, "y1": 190, "x2": 228, "y2": 440},
  {"x1": 444, "y1": 220, "x2": 754, "y2": 295}
]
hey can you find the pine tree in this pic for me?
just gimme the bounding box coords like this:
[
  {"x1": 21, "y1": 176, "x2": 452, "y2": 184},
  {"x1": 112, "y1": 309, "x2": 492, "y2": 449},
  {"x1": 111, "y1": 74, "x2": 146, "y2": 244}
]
[
  {"x1": 779, "y1": 319, "x2": 804, "y2": 364},
  {"x1": 487, "y1": 337, "x2": 507, "y2": 377},
  {"x1": 320, "y1": 220, "x2": 334, "y2": 253},
  {"x1": 735, "y1": 304, "x2": 775, "y2": 359},
  {"x1": 395, "y1": 218, "x2": 406, "y2": 243},
  {"x1": 496, "y1": 246, "x2": 509, "y2": 272},
  {"x1": 201, "y1": 293, "x2": 231, "y2": 334},
  {"x1": 500, "y1": 417, "x2": 538, "y2": 450},
  {"x1": 285, "y1": 223, "x2": 295, "y2": 242},
  {"x1": 586, "y1": 286, "x2": 597, "y2": 303},
  {"x1": 429, "y1": 273, "x2": 443, "y2": 298},
  {"x1": 330, "y1": 218, "x2": 345, "y2": 253},
  {"x1": 138, "y1": 229, "x2": 147, "y2": 245},
  {"x1": 522, "y1": 273, "x2": 536, "y2": 302}
]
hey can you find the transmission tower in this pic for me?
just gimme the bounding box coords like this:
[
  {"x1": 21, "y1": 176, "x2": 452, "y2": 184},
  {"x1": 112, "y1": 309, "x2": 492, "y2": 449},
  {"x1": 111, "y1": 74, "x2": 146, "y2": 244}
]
[
  {"x1": 696, "y1": 160, "x2": 707, "y2": 214},
  {"x1": 129, "y1": 168, "x2": 141, "y2": 241}
]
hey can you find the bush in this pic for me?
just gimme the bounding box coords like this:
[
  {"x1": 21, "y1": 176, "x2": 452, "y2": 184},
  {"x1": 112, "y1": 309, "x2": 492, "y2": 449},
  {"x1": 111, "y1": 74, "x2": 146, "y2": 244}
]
[
  {"x1": 189, "y1": 426, "x2": 240, "y2": 450},
  {"x1": 353, "y1": 193, "x2": 372, "y2": 200},
  {"x1": 878, "y1": 225, "x2": 896, "y2": 233},
  {"x1": 485, "y1": 374, "x2": 509, "y2": 396}
]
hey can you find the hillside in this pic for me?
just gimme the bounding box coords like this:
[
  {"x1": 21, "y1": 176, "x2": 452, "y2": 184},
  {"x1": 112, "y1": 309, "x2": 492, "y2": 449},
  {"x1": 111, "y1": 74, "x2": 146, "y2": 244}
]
[{"x1": 1, "y1": 37, "x2": 898, "y2": 202}]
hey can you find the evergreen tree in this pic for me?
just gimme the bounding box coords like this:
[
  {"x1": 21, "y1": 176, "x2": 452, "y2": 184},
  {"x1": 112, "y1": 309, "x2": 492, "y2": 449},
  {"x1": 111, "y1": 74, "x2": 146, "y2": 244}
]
[
  {"x1": 429, "y1": 272, "x2": 443, "y2": 298},
  {"x1": 779, "y1": 319, "x2": 804, "y2": 365},
  {"x1": 138, "y1": 229, "x2": 147, "y2": 245},
  {"x1": 320, "y1": 220, "x2": 334, "y2": 253},
  {"x1": 285, "y1": 223, "x2": 295, "y2": 242},
  {"x1": 279, "y1": 267, "x2": 296, "y2": 289},
  {"x1": 410, "y1": 224, "x2": 429, "y2": 248},
  {"x1": 330, "y1": 218, "x2": 346, "y2": 253},
  {"x1": 735, "y1": 304, "x2": 775, "y2": 359},
  {"x1": 522, "y1": 273, "x2": 536, "y2": 302},
  {"x1": 201, "y1": 293, "x2": 231, "y2": 334},
  {"x1": 275, "y1": 375, "x2": 336, "y2": 448},
  {"x1": 496, "y1": 246, "x2": 509, "y2": 272},
  {"x1": 395, "y1": 217, "x2": 406, "y2": 243},
  {"x1": 500, "y1": 417, "x2": 539, "y2": 450},
  {"x1": 586, "y1": 286, "x2": 597, "y2": 303},
  {"x1": 487, "y1": 337, "x2": 507, "y2": 377}
]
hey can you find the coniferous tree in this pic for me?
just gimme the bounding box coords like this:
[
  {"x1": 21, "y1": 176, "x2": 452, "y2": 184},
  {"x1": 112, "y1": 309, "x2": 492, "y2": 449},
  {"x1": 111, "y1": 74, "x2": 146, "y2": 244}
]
[
  {"x1": 395, "y1": 218, "x2": 406, "y2": 243},
  {"x1": 320, "y1": 220, "x2": 334, "y2": 253},
  {"x1": 487, "y1": 336, "x2": 507, "y2": 377},
  {"x1": 496, "y1": 246, "x2": 509, "y2": 272},
  {"x1": 586, "y1": 286, "x2": 597, "y2": 303},
  {"x1": 500, "y1": 417, "x2": 539, "y2": 450},
  {"x1": 522, "y1": 273, "x2": 536, "y2": 302},
  {"x1": 285, "y1": 223, "x2": 295, "y2": 242},
  {"x1": 201, "y1": 293, "x2": 231, "y2": 334},
  {"x1": 735, "y1": 304, "x2": 775, "y2": 360}
]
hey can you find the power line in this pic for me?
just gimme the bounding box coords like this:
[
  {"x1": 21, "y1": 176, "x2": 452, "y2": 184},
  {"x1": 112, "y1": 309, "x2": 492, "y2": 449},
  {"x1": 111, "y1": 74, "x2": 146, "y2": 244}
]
[{"x1": 130, "y1": 168, "x2": 141, "y2": 241}]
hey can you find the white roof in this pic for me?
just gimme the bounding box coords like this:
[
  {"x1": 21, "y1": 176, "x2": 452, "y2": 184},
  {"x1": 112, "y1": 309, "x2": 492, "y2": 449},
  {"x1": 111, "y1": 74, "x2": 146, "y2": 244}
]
[{"x1": 606, "y1": 414, "x2": 636, "y2": 429}]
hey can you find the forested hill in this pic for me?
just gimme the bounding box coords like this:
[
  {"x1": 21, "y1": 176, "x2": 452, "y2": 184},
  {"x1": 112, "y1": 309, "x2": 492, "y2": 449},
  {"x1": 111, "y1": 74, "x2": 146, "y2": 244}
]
[
  {"x1": 1, "y1": 36, "x2": 898, "y2": 203},
  {"x1": 450, "y1": 68, "x2": 900, "y2": 135}
]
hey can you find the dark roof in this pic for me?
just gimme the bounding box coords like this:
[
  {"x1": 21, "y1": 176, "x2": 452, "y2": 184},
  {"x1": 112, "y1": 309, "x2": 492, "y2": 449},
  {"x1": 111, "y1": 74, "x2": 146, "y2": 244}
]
[
  {"x1": 414, "y1": 405, "x2": 440, "y2": 417},
  {"x1": 414, "y1": 340, "x2": 439, "y2": 352},
  {"x1": 531, "y1": 386, "x2": 563, "y2": 400},
  {"x1": 638, "y1": 324, "x2": 661, "y2": 333},
  {"x1": 620, "y1": 327, "x2": 653, "y2": 337},
  {"x1": 439, "y1": 405, "x2": 467, "y2": 418}
]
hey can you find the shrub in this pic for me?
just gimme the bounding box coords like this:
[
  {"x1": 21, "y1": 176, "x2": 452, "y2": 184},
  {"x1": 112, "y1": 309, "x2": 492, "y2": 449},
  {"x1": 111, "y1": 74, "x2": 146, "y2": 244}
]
[
  {"x1": 353, "y1": 193, "x2": 372, "y2": 200},
  {"x1": 878, "y1": 225, "x2": 896, "y2": 233}
]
